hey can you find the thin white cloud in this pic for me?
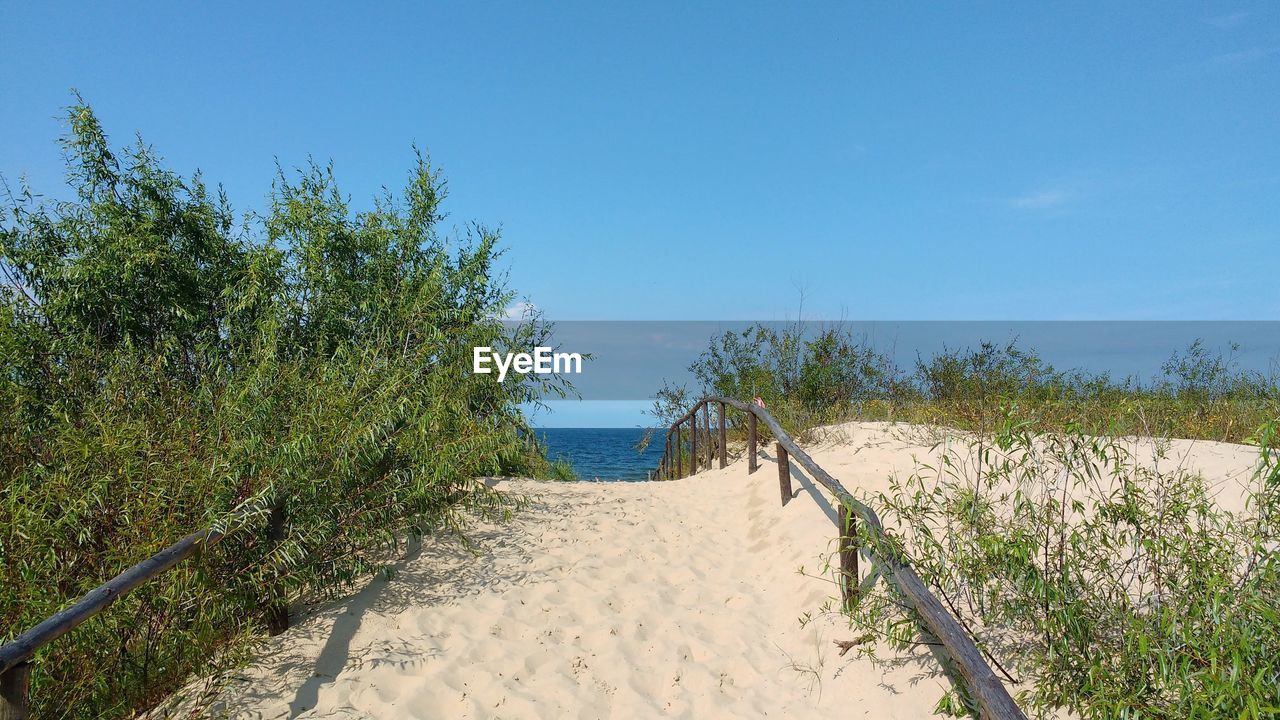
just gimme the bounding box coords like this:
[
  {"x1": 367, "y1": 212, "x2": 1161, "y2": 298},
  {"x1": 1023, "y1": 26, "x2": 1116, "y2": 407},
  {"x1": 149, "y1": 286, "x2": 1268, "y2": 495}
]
[
  {"x1": 1206, "y1": 11, "x2": 1251, "y2": 29},
  {"x1": 1209, "y1": 45, "x2": 1280, "y2": 65},
  {"x1": 1009, "y1": 189, "x2": 1070, "y2": 210},
  {"x1": 501, "y1": 301, "x2": 538, "y2": 319}
]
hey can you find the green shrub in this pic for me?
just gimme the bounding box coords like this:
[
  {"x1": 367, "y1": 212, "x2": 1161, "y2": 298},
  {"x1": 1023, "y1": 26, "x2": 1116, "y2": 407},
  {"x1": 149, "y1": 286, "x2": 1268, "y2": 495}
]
[
  {"x1": 545, "y1": 457, "x2": 579, "y2": 482},
  {"x1": 676, "y1": 322, "x2": 904, "y2": 442},
  {"x1": 0, "y1": 97, "x2": 562, "y2": 718},
  {"x1": 655, "y1": 323, "x2": 1278, "y2": 445},
  {"x1": 845, "y1": 411, "x2": 1280, "y2": 718},
  {"x1": 655, "y1": 325, "x2": 1280, "y2": 713}
]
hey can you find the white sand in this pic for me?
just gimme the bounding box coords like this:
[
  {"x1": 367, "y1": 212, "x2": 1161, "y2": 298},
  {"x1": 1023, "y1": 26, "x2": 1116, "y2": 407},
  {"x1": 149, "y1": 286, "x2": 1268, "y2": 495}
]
[{"x1": 197, "y1": 422, "x2": 1262, "y2": 719}]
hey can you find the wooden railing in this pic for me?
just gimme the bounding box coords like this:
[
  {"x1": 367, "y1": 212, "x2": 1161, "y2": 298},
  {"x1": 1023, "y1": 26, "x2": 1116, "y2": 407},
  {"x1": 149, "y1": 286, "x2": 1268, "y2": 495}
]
[
  {"x1": 658, "y1": 396, "x2": 1027, "y2": 720},
  {"x1": 3, "y1": 399, "x2": 1025, "y2": 720},
  {"x1": 0, "y1": 421, "x2": 553, "y2": 717},
  {"x1": 0, "y1": 500, "x2": 287, "y2": 720}
]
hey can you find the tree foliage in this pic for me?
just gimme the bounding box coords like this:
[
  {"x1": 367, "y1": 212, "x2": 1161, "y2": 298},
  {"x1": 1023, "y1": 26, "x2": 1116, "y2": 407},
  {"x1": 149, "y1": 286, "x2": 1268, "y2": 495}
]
[
  {"x1": 665, "y1": 322, "x2": 1277, "y2": 444},
  {"x1": 1, "y1": 97, "x2": 560, "y2": 718},
  {"x1": 848, "y1": 412, "x2": 1280, "y2": 718}
]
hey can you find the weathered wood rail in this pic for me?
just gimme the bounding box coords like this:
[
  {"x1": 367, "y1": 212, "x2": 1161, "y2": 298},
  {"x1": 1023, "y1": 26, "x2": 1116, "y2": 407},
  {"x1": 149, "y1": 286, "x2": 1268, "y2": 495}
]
[
  {"x1": 657, "y1": 396, "x2": 1027, "y2": 720},
  {"x1": 3, "y1": 400, "x2": 1025, "y2": 720},
  {"x1": 0, "y1": 501, "x2": 283, "y2": 719},
  {"x1": 1, "y1": 423, "x2": 551, "y2": 717}
]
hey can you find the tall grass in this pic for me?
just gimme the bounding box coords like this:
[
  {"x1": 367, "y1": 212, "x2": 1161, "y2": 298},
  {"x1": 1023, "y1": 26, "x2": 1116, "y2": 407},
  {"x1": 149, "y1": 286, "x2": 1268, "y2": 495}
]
[
  {"x1": 1, "y1": 97, "x2": 562, "y2": 718},
  {"x1": 650, "y1": 322, "x2": 1278, "y2": 446},
  {"x1": 653, "y1": 323, "x2": 1280, "y2": 715},
  {"x1": 845, "y1": 411, "x2": 1280, "y2": 718}
]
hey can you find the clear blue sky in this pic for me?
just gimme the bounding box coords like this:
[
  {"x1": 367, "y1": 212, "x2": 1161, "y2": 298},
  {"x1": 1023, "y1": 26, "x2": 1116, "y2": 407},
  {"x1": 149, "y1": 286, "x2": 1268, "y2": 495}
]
[
  {"x1": 3, "y1": 3, "x2": 1277, "y2": 424},
  {"x1": 4, "y1": 2, "x2": 1276, "y2": 321}
]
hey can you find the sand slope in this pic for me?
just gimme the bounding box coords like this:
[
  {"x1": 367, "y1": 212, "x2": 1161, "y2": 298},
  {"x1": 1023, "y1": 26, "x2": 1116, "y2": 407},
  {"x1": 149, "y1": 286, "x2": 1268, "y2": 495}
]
[{"x1": 200, "y1": 422, "x2": 1261, "y2": 719}]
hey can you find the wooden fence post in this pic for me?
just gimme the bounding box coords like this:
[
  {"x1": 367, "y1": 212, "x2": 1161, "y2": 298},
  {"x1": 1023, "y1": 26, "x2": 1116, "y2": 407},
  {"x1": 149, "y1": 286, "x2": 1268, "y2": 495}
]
[
  {"x1": 702, "y1": 402, "x2": 712, "y2": 469},
  {"x1": 690, "y1": 409, "x2": 698, "y2": 474},
  {"x1": 671, "y1": 423, "x2": 678, "y2": 478},
  {"x1": 264, "y1": 504, "x2": 289, "y2": 636},
  {"x1": 669, "y1": 430, "x2": 675, "y2": 479},
  {"x1": 748, "y1": 413, "x2": 758, "y2": 474},
  {"x1": 717, "y1": 401, "x2": 727, "y2": 469},
  {"x1": 838, "y1": 504, "x2": 860, "y2": 611},
  {"x1": 664, "y1": 434, "x2": 672, "y2": 480},
  {"x1": 682, "y1": 420, "x2": 688, "y2": 477},
  {"x1": 676, "y1": 421, "x2": 684, "y2": 478},
  {"x1": 776, "y1": 443, "x2": 792, "y2": 506},
  {"x1": 0, "y1": 661, "x2": 31, "y2": 720}
]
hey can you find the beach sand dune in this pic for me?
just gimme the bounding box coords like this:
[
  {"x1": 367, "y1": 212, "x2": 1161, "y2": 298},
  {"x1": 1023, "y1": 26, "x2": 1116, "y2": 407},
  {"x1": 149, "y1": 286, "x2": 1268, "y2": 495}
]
[{"x1": 201, "y1": 422, "x2": 1259, "y2": 719}]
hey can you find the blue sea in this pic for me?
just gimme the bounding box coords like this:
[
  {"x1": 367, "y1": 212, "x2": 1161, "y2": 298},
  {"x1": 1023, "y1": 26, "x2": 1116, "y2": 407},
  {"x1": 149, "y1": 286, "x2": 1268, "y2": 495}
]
[{"x1": 535, "y1": 428, "x2": 666, "y2": 481}]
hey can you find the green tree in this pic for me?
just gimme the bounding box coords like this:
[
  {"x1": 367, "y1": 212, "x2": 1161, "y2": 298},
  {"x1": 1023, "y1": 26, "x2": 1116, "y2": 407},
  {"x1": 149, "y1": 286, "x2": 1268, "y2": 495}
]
[{"x1": 1, "y1": 96, "x2": 562, "y2": 718}]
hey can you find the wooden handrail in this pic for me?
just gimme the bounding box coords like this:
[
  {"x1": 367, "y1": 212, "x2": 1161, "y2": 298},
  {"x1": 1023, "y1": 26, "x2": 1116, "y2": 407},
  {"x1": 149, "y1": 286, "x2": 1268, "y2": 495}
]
[
  {"x1": 0, "y1": 526, "x2": 228, "y2": 676},
  {"x1": 0, "y1": 501, "x2": 277, "y2": 717},
  {"x1": 659, "y1": 396, "x2": 1026, "y2": 720},
  {"x1": 6, "y1": 399, "x2": 1024, "y2": 719}
]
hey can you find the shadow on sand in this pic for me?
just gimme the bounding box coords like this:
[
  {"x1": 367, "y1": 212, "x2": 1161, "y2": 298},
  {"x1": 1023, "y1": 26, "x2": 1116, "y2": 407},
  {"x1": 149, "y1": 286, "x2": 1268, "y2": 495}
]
[{"x1": 202, "y1": 494, "x2": 552, "y2": 719}]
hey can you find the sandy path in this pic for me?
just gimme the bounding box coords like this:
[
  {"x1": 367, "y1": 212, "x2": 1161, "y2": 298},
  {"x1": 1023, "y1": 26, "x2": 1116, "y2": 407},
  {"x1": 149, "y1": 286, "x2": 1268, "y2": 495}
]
[
  {"x1": 205, "y1": 431, "x2": 952, "y2": 719},
  {"x1": 202, "y1": 422, "x2": 1260, "y2": 719}
]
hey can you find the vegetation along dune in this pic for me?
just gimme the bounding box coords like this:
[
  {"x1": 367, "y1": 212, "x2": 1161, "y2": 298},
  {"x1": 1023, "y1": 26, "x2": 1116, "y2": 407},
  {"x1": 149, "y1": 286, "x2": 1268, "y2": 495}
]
[{"x1": 5, "y1": 3, "x2": 1280, "y2": 716}]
